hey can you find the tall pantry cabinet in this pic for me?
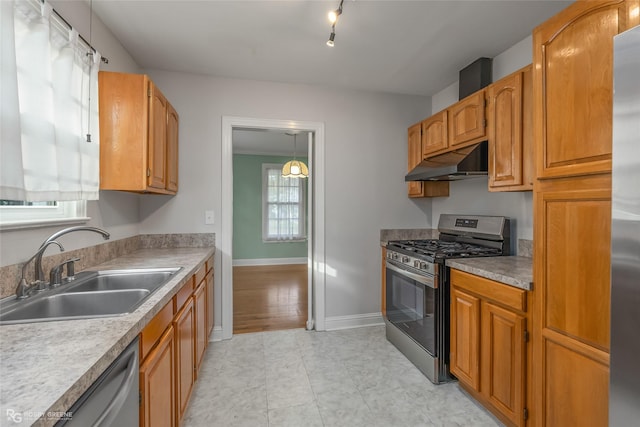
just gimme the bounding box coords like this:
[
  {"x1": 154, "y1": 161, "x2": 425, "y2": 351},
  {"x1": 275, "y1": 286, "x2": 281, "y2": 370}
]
[{"x1": 531, "y1": 1, "x2": 639, "y2": 425}]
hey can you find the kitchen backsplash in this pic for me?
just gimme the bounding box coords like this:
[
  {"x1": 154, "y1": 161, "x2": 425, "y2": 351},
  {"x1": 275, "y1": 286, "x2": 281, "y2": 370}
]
[
  {"x1": 518, "y1": 239, "x2": 533, "y2": 257},
  {"x1": 0, "y1": 233, "x2": 215, "y2": 299}
]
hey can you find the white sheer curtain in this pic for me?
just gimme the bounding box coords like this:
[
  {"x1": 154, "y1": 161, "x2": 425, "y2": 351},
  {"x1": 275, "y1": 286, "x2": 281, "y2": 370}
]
[{"x1": 0, "y1": 0, "x2": 100, "y2": 201}]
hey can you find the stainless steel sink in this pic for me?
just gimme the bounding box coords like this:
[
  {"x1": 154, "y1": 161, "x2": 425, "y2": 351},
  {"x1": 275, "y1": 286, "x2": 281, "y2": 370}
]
[
  {"x1": 66, "y1": 268, "x2": 181, "y2": 293},
  {"x1": 0, "y1": 267, "x2": 182, "y2": 325}
]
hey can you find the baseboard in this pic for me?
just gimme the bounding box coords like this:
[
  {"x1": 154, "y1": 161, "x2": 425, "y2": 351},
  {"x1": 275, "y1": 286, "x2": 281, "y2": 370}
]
[
  {"x1": 232, "y1": 257, "x2": 307, "y2": 266},
  {"x1": 324, "y1": 312, "x2": 385, "y2": 331},
  {"x1": 210, "y1": 326, "x2": 224, "y2": 342}
]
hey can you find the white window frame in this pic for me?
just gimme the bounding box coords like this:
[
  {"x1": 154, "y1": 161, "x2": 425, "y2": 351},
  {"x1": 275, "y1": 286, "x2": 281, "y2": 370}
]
[
  {"x1": 0, "y1": 200, "x2": 89, "y2": 230},
  {"x1": 262, "y1": 163, "x2": 306, "y2": 242}
]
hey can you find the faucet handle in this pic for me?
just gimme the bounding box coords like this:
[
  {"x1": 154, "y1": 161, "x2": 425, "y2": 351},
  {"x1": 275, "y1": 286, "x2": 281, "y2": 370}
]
[
  {"x1": 65, "y1": 257, "x2": 81, "y2": 281},
  {"x1": 49, "y1": 257, "x2": 80, "y2": 287}
]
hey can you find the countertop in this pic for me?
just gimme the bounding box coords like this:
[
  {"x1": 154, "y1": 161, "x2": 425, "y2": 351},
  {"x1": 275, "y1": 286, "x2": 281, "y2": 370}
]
[
  {"x1": 0, "y1": 247, "x2": 214, "y2": 427},
  {"x1": 446, "y1": 256, "x2": 533, "y2": 291}
]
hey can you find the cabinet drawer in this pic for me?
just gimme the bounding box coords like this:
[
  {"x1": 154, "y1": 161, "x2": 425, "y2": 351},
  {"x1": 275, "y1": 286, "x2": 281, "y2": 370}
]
[
  {"x1": 175, "y1": 277, "x2": 194, "y2": 312},
  {"x1": 450, "y1": 269, "x2": 526, "y2": 312},
  {"x1": 194, "y1": 263, "x2": 206, "y2": 287},
  {"x1": 140, "y1": 300, "x2": 174, "y2": 360}
]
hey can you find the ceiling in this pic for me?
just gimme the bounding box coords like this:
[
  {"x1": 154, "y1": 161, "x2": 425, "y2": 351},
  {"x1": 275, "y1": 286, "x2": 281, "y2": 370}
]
[{"x1": 92, "y1": 0, "x2": 572, "y2": 97}]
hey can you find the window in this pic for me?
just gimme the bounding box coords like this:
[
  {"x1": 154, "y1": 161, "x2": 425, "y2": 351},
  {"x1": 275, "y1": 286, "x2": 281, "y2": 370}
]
[
  {"x1": 262, "y1": 164, "x2": 306, "y2": 242},
  {"x1": 0, "y1": 200, "x2": 88, "y2": 230}
]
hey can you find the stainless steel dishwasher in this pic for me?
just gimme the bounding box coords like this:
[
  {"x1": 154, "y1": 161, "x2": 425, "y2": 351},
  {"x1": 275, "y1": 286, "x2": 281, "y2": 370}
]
[{"x1": 55, "y1": 337, "x2": 139, "y2": 426}]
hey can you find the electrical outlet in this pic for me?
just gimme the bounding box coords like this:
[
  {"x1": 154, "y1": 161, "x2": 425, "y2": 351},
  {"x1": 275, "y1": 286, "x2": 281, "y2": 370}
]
[{"x1": 205, "y1": 210, "x2": 215, "y2": 225}]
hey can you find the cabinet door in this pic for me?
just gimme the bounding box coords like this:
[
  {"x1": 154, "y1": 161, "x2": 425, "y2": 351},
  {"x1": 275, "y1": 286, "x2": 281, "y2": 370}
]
[
  {"x1": 140, "y1": 325, "x2": 175, "y2": 427},
  {"x1": 174, "y1": 298, "x2": 195, "y2": 424},
  {"x1": 481, "y1": 302, "x2": 526, "y2": 427},
  {"x1": 148, "y1": 83, "x2": 168, "y2": 189},
  {"x1": 206, "y1": 270, "x2": 214, "y2": 338},
  {"x1": 450, "y1": 287, "x2": 481, "y2": 391},
  {"x1": 166, "y1": 103, "x2": 179, "y2": 193},
  {"x1": 533, "y1": 0, "x2": 638, "y2": 179},
  {"x1": 407, "y1": 122, "x2": 425, "y2": 198},
  {"x1": 194, "y1": 280, "x2": 207, "y2": 374},
  {"x1": 421, "y1": 110, "x2": 448, "y2": 156},
  {"x1": 448, "y1": 91, "x2": 486, "y2": 148},
  {"x1": 533, "y1": 175, "x2": 611, "y2": 427},
  {"x1": 488, "y1": 66, "x2": 533, "y2": 191}
]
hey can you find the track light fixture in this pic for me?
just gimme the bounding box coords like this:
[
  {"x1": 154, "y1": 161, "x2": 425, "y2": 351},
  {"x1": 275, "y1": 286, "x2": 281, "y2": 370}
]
[
  {"x1": 327, "y1": 27, "x2": 336, "y2": 47},
  {"x1": 326, "y1": 0, "x2": 344, "y2": 47}
]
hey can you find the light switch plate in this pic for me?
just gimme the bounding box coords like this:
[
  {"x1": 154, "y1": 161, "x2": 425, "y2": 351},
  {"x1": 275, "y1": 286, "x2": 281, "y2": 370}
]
[{"x1": 205, "y1": 210, "x2": 215, "y2": 225}]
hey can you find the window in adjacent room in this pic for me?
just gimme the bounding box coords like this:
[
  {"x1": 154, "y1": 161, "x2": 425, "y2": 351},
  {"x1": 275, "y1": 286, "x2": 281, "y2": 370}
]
[{"x1": 262, "y1": 164, "x2": 306, "y2": 242}]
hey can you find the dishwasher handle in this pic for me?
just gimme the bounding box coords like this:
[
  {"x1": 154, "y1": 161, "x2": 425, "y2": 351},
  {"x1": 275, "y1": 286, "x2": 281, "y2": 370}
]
[{"x1": 94, "y1": 342, "x2": 139, "y2": 427}]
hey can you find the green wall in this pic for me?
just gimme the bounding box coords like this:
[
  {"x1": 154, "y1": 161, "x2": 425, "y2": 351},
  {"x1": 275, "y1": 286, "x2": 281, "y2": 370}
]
[{"x1": 233, "y1": 154, "x2": 308, "y2": 260}]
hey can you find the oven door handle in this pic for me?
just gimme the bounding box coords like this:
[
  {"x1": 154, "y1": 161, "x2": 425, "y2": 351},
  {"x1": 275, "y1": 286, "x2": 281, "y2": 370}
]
[{"x1": 386, "y1": 261, "x2": 437, "y2": 289}]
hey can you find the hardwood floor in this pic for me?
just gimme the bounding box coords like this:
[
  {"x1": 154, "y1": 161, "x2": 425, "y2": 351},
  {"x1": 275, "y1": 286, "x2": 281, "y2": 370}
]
[{"x1": 233, "y1": 264, "x2": 308, "y2": 334}]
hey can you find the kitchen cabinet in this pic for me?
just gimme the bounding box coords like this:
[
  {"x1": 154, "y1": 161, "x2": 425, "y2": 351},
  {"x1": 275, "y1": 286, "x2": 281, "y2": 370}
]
[
  {"x1": 174, "y1": 287, "x2": 195, "y2": 424},
  {"x1": 206, "y1": 268, "x2": 215, "y2": 338},
  {"x1": 487, "y1": 65, "x2": 533, "y2": 192},
  {"x1": 531, "y1": 1, "x2": 638, "y2": 425},
  {"x1": 140, "y1": 324, "x2": 176, "y2": 427},
  {"x1": 408, "y1": 122, "x2": 449, "y2": 198},
  {"x1": 98, "y1": 71, "x2": 179, "y2": 194},
  {"x1": 139, "y1": 260, "x2": 212, "y2": 427},
  {"x1": 421, "y1": 110, "x2": 448, "y2": 156},
  {"x1": 194, "y1": 279, "x2": 207, "y2": 373},
  {"x1": 450, "y1": 269, "x2": 528, "y2": 427},
  {"x1": 448, "y1": 90, "x2": 487, "y2": 149},
  {"x1": 533, "y1": 0, "x2": 639, "y2": 180},
  {"x1": 450, "y1": 287, "x2": 480, "y2": 390}
]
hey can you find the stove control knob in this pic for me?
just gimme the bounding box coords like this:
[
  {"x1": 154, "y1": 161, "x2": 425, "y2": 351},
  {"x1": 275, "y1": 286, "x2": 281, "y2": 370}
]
[
  {"x1": 413, "y1": 260, "x2": 420, "y2": 268},
  {"x1": 387, "y1": 252, "x2": 392, "y2": 259},
  {"x1": 392, "y1": 253, "x2": 399, "y2": 260},
  {"x1": 419, "y1": 262, "x2": 428, "y2": 270},
  {"x1": 402, "y1": 256, "x2": 410, "y2": 263}
]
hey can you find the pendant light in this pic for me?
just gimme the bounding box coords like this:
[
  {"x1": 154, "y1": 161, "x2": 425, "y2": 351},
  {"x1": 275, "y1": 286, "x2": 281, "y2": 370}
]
[{"x1": 282, "y1": 133, "x2": 309, "y2": 178}]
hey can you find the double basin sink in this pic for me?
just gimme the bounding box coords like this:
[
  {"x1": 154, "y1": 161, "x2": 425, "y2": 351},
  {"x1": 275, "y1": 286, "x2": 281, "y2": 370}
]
[{"x1": 0, "y1": 268, "x2": 182, "y2": 325}]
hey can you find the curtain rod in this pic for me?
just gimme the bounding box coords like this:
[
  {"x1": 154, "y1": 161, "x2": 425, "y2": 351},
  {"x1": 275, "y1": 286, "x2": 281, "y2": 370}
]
[{"x1": 38, "y1": 0, "x2": 109, "y2": 64}]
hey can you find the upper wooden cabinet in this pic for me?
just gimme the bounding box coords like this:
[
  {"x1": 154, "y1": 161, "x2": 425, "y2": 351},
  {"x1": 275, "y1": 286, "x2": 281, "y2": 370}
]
[
  {"x1": 421, "y1": 110, "x2": 449, "y2": 156},
  {"x1": 407, "y1": 122, "x2": 449, "y2": 198},
  {"x1": 448, "y1": 90, "x2": 487, "y2": 149},
  {"x1": 99, "y1": 71, "x2": 179, "y2": 194},
  {"x1": 533, "y1": 0, "x2": 639, "y2": 179},
  {"x1": 487, "y1": 65, "x2": 534, "y2": 191}
]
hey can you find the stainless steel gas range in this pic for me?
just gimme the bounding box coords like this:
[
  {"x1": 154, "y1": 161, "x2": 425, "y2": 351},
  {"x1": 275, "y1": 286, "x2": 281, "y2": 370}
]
[{"x1": 384, "y1": 214, "x2": 510, "y2": 384}]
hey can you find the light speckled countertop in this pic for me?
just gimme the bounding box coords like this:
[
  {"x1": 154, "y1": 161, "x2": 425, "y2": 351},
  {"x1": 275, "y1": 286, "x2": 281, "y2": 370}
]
[
  {"x1": 446, "y1": 256, "x2": 533, "y2": 290},
  {"x1": 0, "y1": 247, "x2": 214, "y2": 427}
]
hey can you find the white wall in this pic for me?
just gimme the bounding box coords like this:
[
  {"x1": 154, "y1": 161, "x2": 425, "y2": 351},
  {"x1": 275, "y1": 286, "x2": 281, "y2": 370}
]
[
  {"x1": 0, "y1": 1, "x2": 141, "y2": 267},
  {"x1": 430, "y1": 35, "x2": 534, "y2": 245},
  {"x1": 138, "y1": 70, "x2": 432, "y2": 320}
]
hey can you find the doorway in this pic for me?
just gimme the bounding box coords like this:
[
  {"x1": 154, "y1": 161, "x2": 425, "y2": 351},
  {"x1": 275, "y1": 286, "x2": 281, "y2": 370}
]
[{"x1": 221, "y1": 117, "x2": 326, "y2": 340}]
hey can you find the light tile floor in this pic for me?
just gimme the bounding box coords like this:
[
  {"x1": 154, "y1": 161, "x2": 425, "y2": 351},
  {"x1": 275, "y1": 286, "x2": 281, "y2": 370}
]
[{"x1": 183, "y1": 326, "x2": 502, "y2": 427}]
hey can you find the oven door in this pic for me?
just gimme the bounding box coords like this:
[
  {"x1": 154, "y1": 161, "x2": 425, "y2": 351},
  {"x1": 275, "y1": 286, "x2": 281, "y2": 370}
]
[{"x1": 385, "y1": 260, "x2": 437, "y2": 356}]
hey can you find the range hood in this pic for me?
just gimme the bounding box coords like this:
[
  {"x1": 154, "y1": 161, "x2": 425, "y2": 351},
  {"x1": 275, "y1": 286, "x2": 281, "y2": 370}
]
[{"x1": 405, "y1": 141, "x2": 488, "y2": 182}]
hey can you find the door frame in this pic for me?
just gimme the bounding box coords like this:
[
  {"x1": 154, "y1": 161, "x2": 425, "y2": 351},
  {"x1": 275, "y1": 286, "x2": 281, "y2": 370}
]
[{"x1": 221, "y1": 116, "x2": 326, "y2": 339}]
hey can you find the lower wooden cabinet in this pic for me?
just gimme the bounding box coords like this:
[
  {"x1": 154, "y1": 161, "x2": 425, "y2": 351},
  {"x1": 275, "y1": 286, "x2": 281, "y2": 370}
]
[
  {"x1": 450, "y1": 287, "x2": 481, "y2": 390},
  {"x1": 139, "y1": 258, "x2": 215, "y2": 427},
  {"x1": 174, "y1": 297, "x2": 195, "y2": 424},
  {"x1": 450, "y1": 269, "x2": 529, "y2": 427},
  {"x1": 140, "y1": 325, "x2": 175, "y2": 427},
  {"x1": 205, "y1": 269, "x2": 214, "y2": 338},
  {"x1": 194, "y1": 279, "x2": 207, "y2": 373}
]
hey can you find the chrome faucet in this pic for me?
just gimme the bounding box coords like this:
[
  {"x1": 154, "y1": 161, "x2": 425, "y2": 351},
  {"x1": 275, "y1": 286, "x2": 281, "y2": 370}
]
[
  {"x1": 15, "y1": 240, "x2": 64, "y2": 299},
  {"x1": 34, "y1": 226, "x2": 110, "y2": 282}
]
